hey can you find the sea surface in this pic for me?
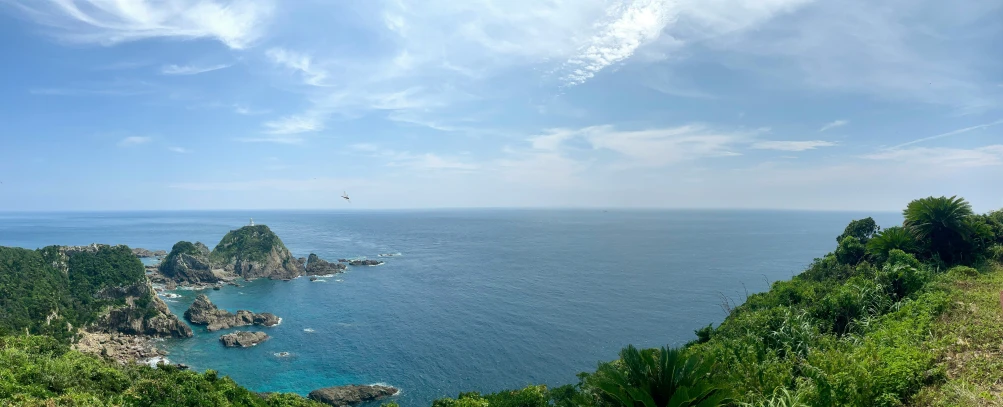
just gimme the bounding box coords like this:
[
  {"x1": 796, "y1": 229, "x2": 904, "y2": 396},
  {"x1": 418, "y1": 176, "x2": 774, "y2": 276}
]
[{"x1": 0, "y1": 210, "x2": 901, "y2": 406}]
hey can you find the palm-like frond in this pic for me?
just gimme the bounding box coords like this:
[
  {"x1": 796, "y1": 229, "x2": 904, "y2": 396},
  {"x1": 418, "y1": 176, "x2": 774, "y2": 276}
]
[
  {"x1": 592, "y1": 345, "x2": 730, "y2": 407},
  {"x1": 866, "y1": 226, "x2": 917, "y2": 261},
  {"x1": 902, "y1": 196, "x2": 974, "y2": 262}
]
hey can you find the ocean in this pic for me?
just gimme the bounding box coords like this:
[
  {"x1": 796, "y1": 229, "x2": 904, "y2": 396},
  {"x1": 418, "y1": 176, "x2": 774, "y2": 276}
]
[{"x1": 0, "y1": 209, "x2": 901, "y2": 406}]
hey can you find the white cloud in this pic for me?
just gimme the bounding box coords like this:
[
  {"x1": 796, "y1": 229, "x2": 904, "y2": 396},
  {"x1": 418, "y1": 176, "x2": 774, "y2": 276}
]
[
  {"x1": 161, "y1": 63, "x2": 231, "y2": 75},
  {"x1": 11, "y1": 0, "x2": 274, "y2": 49},
  {"x1": 581, "y1": 124, "x2": 756, "y2": 167},
  {"x1": 168, "y1": 146, "x2": 189, "y2": 153},
  {"x1": 266, "y1": 48, "x2": 327, "y2": 86},
  {"x1": 350, "y1": 144, "x2": 477, "y2": 171},
  {"x1": 818, "y1": 120, "x2": 847, "y2": 132},
  {"x1": 752, "y1": 140, "x2": 837, "y2": 151},
  {"x1": 529, "y1": 129, "x2": 579, "y2": 151},
  {"x1": 262, "y1": 114, "x2": 323, "y2": 135},
  {"x1": 118, "y1": 136, "x2": 151, "y2": 146},
  {"x1": 233, "y1": 105, "x2": 269, "y2": 115},
  {"x1": 862, "y1": 145, "x2": 1003, "y2": 167},
  {"x1": 562, "y1": 0, "x2": 677, "y2": 85},
  {"x1": 891, "y1": 119, "x2": 1003, "y2": 149}
]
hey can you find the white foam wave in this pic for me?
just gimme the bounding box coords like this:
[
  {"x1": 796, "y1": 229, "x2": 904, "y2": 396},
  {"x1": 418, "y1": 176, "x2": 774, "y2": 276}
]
[
  {"x1": 335, "y1": 279, "x2": 343, "y2": 282},
  {"x1": 274, "y1": 318, "x2": 282, "y2": 326},
  {"x1": 143, "y1": 356, "x2": 170, "y2": 367},
  {"x1": 370, "y1": 383, "x2": 402, "y2": 396},
  {"x1": 159, "y1": 292, "x2": 181, "y2": 299},
  {"x1": 273, "y1": 352, "x2": 291, "y2": 357},
  {"x1": 303, "y1": 328, "x2": 315, "y2": 333},
  {"x1": 311, "y1": 279, "x2": 326, "y2": 283}
]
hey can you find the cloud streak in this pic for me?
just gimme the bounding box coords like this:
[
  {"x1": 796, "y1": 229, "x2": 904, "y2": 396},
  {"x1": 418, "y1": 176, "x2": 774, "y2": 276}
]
[
  {"x1": 890, "y1": 119, "x2": 1003, "y2": 149},
  {"x1": 118, "y1": 136, "x2": 151, "y2": 147},
  {"x1": 161, "y1": 63, "x2": 231, "y2": 75},
  {"x1": 10, "y1": 0, "x2": 274, "y2": 49},
  {"x1": 863, "y1": 145, "x2": 1003, "y2": 167},
  {"x1": 818, "y1": 120, "x2": 847, "y2": 132},
  {"x1": 752, "y1": 140, "x2": 837, "y2": 151}
]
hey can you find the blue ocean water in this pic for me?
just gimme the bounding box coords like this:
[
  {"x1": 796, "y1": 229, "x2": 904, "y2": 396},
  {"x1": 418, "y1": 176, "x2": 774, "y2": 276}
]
[{"x1": 0, "y1": 210, "x2": 901, "y2": 406}]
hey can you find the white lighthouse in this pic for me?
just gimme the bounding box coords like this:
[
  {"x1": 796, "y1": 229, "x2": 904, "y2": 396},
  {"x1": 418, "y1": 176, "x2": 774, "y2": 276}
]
[{"x1": 249, "y1": 218, "x2": 254, "y2": 226}]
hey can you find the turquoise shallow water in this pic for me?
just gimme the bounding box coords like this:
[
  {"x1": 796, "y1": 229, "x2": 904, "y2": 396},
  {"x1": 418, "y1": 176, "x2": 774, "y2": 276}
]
[{"x1": 0, "y1": 209, "x2": 900, "y2": 406}]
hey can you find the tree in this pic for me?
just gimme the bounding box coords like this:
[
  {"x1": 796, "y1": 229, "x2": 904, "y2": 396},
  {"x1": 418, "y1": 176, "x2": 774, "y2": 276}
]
[
  {"x1": 837, "y1": 218, "x2": 880, "y2": 244},
  {"x1": 866, "y1": 227, "x2": 917, "y2": 263},
  {"x1": 592, "y1": 345, "x2": 730, "y2": 407},
  {"x1": 835, "y1": 236, "x2": 866, "y2": 265},
  {"x1": 902, "y1": 196, "x2": 974, "y2": 264}
]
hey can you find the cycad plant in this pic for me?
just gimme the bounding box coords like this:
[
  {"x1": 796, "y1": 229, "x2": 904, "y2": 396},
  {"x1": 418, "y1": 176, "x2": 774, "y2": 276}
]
[
  {"x1": 592, "y1": 345, "x2": 730, "y2": 407},
  {"x1": 866, "y1": 226, "x2": 917, "y2": 262},
  {"x1": 902, "y1": 196, "x2": 974, "y2": 264}
]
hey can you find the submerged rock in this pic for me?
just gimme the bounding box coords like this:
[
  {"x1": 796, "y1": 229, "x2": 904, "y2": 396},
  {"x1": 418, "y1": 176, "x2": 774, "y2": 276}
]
[
  {"x1": 348, "y1": 259, "x2": 384, "y2": 266},
  {"x1": 308, "y1": 384, "x2": 399, "y2": 407},
  {"x1": 305, "y1": 253, "x2": 347, "y2": 275},
  {"x1": 184, "y1": 294, "x2": 280, "y2": 331},
  {"x1": 219, "y1": 331, "x2": 269, "y2": 348}
]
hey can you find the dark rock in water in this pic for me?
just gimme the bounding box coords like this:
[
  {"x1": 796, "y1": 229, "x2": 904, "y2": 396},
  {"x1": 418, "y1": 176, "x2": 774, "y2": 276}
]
[
  {"x1": 337, "y1": 259, "x2": 349, "y2": 263},
  {"x1": 185, "y1": 294, "x2": 280, "y2": 331},
  {"x1": 310, "y1": 276, "x2": 318, "y2": 281},
  {"x1": 348, "y1": 259, "x2": 384, "y2": 266},
  {"x1": 308, "y1": 384, "x2": 398, "y2": 406},
  {"x1": 159, "y1": 241, "x2": 220, "y2": 284},
  {"x1": 176, "y1": 363, "x2": 190, "y2": 370},
  {"x1": 219, "y1": 331, "x2": 269, "y2": 347},
  {"x1": 305, "y1": 253, "x2": 347, "y2": 275},
  {"x1": 210, "y1": 225, "x2": 302, "y2": 280},
  {"x1": 212, "y1": 285, "x2": 221, "y2": 291}
]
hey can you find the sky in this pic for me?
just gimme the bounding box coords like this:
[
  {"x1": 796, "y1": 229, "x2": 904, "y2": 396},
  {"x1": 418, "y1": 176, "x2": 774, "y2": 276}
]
[{"x1": 0, "y1": 0, "x2": 1000, "y2": 211}]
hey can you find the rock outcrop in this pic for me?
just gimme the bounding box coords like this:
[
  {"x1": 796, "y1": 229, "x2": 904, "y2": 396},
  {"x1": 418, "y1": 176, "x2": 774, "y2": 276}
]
[
  {"x1": 92, "y1": 281, "x2": 194, "y2": 338},
  {"x1": 184, "y1": 294, "x2": 280, "y2": 331},
  {"x1": 159, "y1": 241, "x2": 220, "y2": 284},
  {"x1": 132, "y1": 248, "x2": 167, "y2": 258},
  {"x1": 210, "y1": 225, "x2": 302, "y2": 280},
  {"x1": 219, "y1": 331, "x2": 269, "y2": 347},
  {"x1": 73, "y1": 331, "x2": 167, "y2": 365},
  {"x1": 308, "y1": 385, "x2": 399, "y2": 407},
  {"x1": 305, "y1": 253, "x2": 347, "y2": 275},
  {"x1": 348, "y1": 259, "x2": 384, "y2": 266}
]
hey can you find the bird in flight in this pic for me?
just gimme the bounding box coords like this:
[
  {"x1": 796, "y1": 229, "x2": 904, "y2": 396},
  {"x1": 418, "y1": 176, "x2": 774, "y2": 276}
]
[{"x1": 341, "y1": 191, "x2": 351, "y2": 203}]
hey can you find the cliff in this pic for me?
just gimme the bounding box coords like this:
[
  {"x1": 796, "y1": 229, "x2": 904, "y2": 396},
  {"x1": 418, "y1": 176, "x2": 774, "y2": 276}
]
[
  {"x1": 210, "y1": 225, "x2": 303, "y2": 280},
  {"x1": 159, "y1": 241, "x2": 220, "y2": 284},
  {"x1": 0, "y1": 244, "x2": 191, "y2": 341}
]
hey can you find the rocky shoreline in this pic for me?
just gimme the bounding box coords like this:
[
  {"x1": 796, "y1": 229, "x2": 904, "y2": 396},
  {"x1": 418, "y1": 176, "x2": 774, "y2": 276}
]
[
  {"x1": 308, "y1": 384, "x2": 399, "y2": 407},
  {"x1": 74, "y1": 331, "x2": 167, "y2": 365},
  {"x1": 185, "y1": 294, "x2": 280, "y2": 331}
]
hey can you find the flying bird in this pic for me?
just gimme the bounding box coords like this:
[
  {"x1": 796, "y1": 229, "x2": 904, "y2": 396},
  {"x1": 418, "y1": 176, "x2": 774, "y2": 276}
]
[{"x1": 341, "y1": 191, "x2": 351, "y2": 203}]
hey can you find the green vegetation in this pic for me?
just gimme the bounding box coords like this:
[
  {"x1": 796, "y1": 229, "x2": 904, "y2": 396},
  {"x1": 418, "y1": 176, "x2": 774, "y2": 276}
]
[
  {"x1": 0, "y1": 245, "x2": 149, "y2": 343},
  {"x1": 210, "y1": 225, "x2": 289, "y2": 264},
  {"x1": 0, "y1": 335, "x2": 323, "y2": 406},
  {"x1": 432, "y1": 196, "x2": 1003, "y2": 407}
]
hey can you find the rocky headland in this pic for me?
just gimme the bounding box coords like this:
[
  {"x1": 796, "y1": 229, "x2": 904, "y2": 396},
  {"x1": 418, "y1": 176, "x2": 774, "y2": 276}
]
[
  {"x1": 184, "y1": 294, "x2": 280, "y2": 331},
  {"x1": 219, "y1": 331, "x2": 269, "y2": 347},
  {"x1": 308, "y1": 384, "x2": 399, "y2": 407}
]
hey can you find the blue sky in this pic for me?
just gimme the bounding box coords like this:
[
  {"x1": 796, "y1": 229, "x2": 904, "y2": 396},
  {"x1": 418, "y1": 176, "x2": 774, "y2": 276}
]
[{"x1": 0, "y1": 0, "x2": 1000, "y2": 211}]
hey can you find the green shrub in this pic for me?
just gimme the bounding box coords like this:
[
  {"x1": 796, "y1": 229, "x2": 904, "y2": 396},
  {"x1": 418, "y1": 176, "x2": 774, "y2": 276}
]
[{"x1": 946, "y1": 266, "x2": 979, "y2": 279}]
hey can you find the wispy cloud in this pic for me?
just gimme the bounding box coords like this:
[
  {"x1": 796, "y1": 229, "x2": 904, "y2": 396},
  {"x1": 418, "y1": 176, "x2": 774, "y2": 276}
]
[
  {"x1": 30, "y1": 79, "x2": 158, "y2": 97},
  {"x1": 266, "y1": 48, "x2": 327, "y2": 86},
  {"x1": 562, "y1": 0, "x2": 677, "y2": 85},
  {"x1": 863, "y1": 145, "x2": 1003, "y2": 167},
  {"x1": 262, "y1": 114, "x2": 323, "y2": 135},
  {"x1": 234, "y1": 105, "x2": 270, "y2": 115},
  {"x1": 168, "y1": 146, "x2": 189, "y2": 153},
  {"x1": 752, "y1": 140, "x2": 837, "y2": 151},
  {"x1": 10, "y1": 0, "x2": 274, "y2": 49},
  {"x1": 890, "y1": 119, "x2": 1003, "y2": 149},
  {"x1": 818, "y1": 120, "x2": 848, "y2": 132},
  {"x1": 349, "y1": 144, "x2": 478, "y2": 171},
  {"x1": 581, "y1": 125, "x2": 760, "y2": 167},
  {"x1": 118, "y1": 136, "x2": 151, "y2": 147},
  {"x1": 161, "y1": 64, "x2": 231, "y2": 75}
]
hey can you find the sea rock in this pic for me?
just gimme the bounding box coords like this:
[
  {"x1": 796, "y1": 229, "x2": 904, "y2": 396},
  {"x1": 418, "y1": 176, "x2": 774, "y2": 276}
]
[
  {"x1": 308, "y1": 385, "x2": 399, "y2": 407},
  {"x1": 184, "y1": 294, "x2": 280, "y2": 331},
  {"x1": 210, "y1": 225, "x2": 302, "y2": 280},
  {"x1": 305, "y1": 253, "x2": 347, "y2": 275},
  {"x1": 73, "y1": 331, "x2": 168, "y2": 365},
  {"x1": 219, "y1": 331, "x2": 269, "y2": 348},
  {"x1": 132, "y1": 248, "x2": 167, "y2": 258},
  {"x1": 159, "y1": 241, "x2": 220, "y2": 284},
  {"x1": 348, "y1": 259, "x2": 384, "y2": 266}
]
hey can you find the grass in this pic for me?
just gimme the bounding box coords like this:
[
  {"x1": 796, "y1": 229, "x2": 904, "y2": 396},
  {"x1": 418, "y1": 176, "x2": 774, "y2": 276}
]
[{"x1": 911, "y1": 262, "x2": 1003, "y2": 406}]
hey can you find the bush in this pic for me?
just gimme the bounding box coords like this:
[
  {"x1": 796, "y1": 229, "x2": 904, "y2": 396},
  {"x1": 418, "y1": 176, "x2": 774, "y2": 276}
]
[
  {"x1": 836, "y1": 237, "x2": 867, "y2": 265},
  {"x1": 946, "y1": 266, "x2": 979, "y2": 279}
]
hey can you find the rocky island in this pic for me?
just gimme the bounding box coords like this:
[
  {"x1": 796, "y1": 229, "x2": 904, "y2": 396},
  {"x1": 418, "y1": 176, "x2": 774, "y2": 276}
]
[
  {"x1": 184, "y1": 294, "x2": 280, "y2": 331},
  {"x1": 308, "y1": 384, "x2": 399, "y2": 407},
  {"x1": 219, "y1": 331, "x2": 270, "y2": 347},
  {"x1": 152, "y1": 225, "x2": 347, "y2": 288}
]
